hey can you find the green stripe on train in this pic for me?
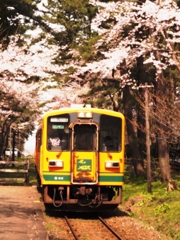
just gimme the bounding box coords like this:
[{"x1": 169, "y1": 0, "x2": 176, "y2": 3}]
[
  {"x1": 43, "y1": 175, "x2": 124, "y2": 182},
  {"x1": 98, "y1": 175, "x2": 124, "y2": 182},
  {"x1": 43, "y1": 175, "x2": 70, "y2": 181}
]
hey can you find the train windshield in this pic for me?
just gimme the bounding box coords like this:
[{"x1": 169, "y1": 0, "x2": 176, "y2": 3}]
[
  {"x1": 47, "y1": 114, "x2": 70, "y2": 151},
  {"x1": 73, "y1": 124, "x2": 97, "y2": 151},
  {"x1": 99, "y1": 114, "x2": 122, "y2": 152}
]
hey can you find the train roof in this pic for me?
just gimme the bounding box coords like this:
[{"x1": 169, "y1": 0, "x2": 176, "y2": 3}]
[{"x1": 42, "y1": 107, "x2": 124, "y2": 119}]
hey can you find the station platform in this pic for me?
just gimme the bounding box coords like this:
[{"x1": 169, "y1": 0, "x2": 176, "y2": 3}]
[{"x1": 0, "y1": 186, "x2": 48, "y2": 240}]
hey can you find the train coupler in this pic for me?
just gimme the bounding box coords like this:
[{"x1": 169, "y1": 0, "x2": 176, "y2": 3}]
[{"x1": 76, "y1": 186, "x2": 92, "y2": 196}]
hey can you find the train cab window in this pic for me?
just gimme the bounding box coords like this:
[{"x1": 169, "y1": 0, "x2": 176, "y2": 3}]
[
  {"x1": 99, "y1": 115, "x2": 122, "y2": 152},
  {"x1": 47, "y1": 114, "x2": 70, "y2": 151},
  {"x1": 73, "y1": 125, "x2": 96, "y2": 151}
]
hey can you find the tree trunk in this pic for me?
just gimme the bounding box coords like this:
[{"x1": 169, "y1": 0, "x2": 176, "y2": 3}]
[
  {"x1": 155, "y1": 73, "x2": 177, "y2": 190},
  {"x1": 157, "y1": 133, "x2": 177, "y2": 191},
  {"x1": 158, "y1": 133, "x2": 171, "y2": 181},
  {"x1": 123, "y1": 84, "x2": 145, "y2": 177}
]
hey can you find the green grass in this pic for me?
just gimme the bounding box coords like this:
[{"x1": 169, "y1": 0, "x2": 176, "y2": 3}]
[
  {"x1": 121, "y1": 170, "x2": 180, "y2": 240},
  {"x1": 29, "y1": 158, "x2": 37, "y2": 185}
]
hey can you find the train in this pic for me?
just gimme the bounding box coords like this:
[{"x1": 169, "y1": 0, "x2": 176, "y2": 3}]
[{"x1": 34, "y1": 105, "x2": 125, "y2": 211}]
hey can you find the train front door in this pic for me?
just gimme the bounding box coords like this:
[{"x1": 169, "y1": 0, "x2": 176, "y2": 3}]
[{"x1": 71, "y1": 124, "x2": 98, "y2": 184}]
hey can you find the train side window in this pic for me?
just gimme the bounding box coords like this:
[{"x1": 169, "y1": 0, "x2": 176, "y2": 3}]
[
  {"x1": 47, "y1": 114, "x2": 70, "y2": 151},
  {"x1": 36, "y1": 129, "x2": 42, "y2": 153},
  {"x1": 99, "y1": 115, "x2": 122, "y2": 152},
  {"x1": 47, "y1": 129, "x2": 69, "y2": 151},
  {"x1": 104, "y1": 136, "x2": 113, "y2": 151}
]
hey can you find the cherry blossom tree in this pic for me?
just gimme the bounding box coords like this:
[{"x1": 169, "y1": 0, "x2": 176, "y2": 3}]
[
  {"x1": 72, "y1": 0, "x2": 180, "y2": 186},
  {"x1": 0, "y1": 36, "x2": 89, "y2": 154},
  {"x1": 0, "y1": 43, "x2": 91, "y2": 153},
  {"x1": 1, "y1": 0, "x2": 180, "y2": 188}
]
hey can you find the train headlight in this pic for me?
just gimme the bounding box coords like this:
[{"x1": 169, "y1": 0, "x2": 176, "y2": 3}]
[
  {"x1": 78, "y1": 111, "x2": 92, "y2": 118},
  {"x1": 49, "y1": 160, "x2": 64, "y2": 168},
  {"x1": 105, "y1": 161, "x2": 119, "y2": 169}
]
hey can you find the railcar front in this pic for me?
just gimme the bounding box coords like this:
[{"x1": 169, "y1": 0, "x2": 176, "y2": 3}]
[{"x1": 35, "y1": 107, "x2": 125, "y2": 211}]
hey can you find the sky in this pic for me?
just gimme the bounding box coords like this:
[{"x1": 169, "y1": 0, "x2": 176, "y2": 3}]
[{"x1": 24, "y1": 133, "x2": 36, "y2": 155}]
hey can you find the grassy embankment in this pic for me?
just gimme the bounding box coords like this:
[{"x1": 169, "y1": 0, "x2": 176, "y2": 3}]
[{"x1": 121, "y1": 168, "x2": 180, "y2": 240}]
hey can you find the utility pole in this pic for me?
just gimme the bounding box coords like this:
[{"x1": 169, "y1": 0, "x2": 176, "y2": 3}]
[
  {"x1": 145, "y1": 85, "x2": 152, "y2": 193},
  {"x1": 0, "y1": 126, "x2": 2, "y2": 159}
]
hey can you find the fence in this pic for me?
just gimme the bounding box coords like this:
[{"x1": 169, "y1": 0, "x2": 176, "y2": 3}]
[{"x1": 0, "y1": 158, "x2": 29, "y2": 185}]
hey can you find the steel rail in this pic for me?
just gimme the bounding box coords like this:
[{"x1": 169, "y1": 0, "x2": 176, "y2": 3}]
[
  {"x1": 98, "y1": 215, "x2": 122, "y2": 240},
  {"x1": 64, "y1": 215, "x2": 79, "y2": 240}
]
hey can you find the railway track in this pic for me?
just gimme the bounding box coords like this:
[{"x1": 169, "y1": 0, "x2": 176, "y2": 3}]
[
  {"x1": 64, "y1": 215, "x2": 79, "y2": 240},
  {"x1": 64, "y1": 214, "x2": 123, "y2": 240},
  {"x1": 98, "y1": 215, "x2": 122, "y2": 240}
]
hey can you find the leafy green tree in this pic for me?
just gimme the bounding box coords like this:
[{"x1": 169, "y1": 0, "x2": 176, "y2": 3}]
[
  {"x1": 42, "y1": 0, "x2": 98, "y2": 62},
  {"x1": 0, "y1": 0, "x2": 38, "y2": 47}
]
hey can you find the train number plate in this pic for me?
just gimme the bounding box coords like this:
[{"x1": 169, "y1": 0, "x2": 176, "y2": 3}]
[{"x1": 77, "y1": 159, "x2": 92, "y2": 172}]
